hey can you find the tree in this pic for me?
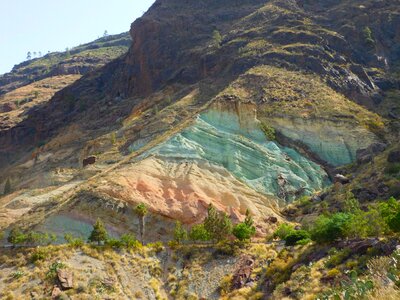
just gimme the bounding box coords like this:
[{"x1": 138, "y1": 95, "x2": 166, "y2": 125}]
[
  {"x1": 33, "y1": 51, "x2": 37, "y2": 58},
  {"x1": 204, "y1": 204, "x2": 232, "y2": 242},
  {"x1": 212, "y1": 30, "x2": 222, "y2": 47},
  {"x1": 173, "y1": 221, "x2": 187, "y2": 244},
  {"x1": 363, "y1": 26, "x2": 375, "y2": 47},
  {"x1": 88, "y1": 218, "x2": 108, "y2": 245},
  {"x1": 3, "y1": 178, "x2": 11, "y2": 195},
  {"x1": 103, "y1": 30, "x2": 109, "y2": 37},
  {"x1": 7, "y1": 228, "x2": 27, "y2": 247},
  {"x1": 38, "y1": 51, "x2": 42, "y2": 57},
  {"x1": 26, "y1": 51, "x2": 32, "y2": 60},
  {"x1": 189, "y1": 224, "x2": 211, "y2": 242},
  {"x1": 134, "y1": 203, "x2": 148, "y2": 243}
]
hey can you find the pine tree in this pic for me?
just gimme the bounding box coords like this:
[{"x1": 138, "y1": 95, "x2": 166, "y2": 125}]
[
  {"x1": 173, "y1": 221, "x2": 187, "y2": 244},
  {"x1": 88, "y1": 218, "x2": 108, "y2": 245},
  {"x1": 3, "y1": 178, "x2": 11, "y2": 195},
  {"x1": 204, "y1": 204, "x2": 232, "y2": 242},
  {"x1": 212, "y1": 30, "x2": 222, "y2": 47},
  {"x1": 134, "y1": 203, "x2": 148, "y2": 243},
  {"x1": 204, "y1": 204, "x2": 219, "y2": 240},
  {"x1": 26, "y1": 51, "x2": 32, "y2": 60}
]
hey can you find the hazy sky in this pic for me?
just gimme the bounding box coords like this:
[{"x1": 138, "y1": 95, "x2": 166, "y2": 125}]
[{"x1": 0, "y1": 0, "x2": 155, "y2": 74}]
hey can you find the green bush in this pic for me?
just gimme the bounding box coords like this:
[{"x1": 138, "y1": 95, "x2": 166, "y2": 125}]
[
  {"x1": 7, "y1": 228, "x2": 27, "y2": 246},
  {"x1": 64, "y1": 233, "x2": 84, "y2": 247},
  {"x1": 26, "y1": 231, "x2": 56, "y2": 246},
  {"x1": 232, "y1": 210, "x2": 256, "y2": 242},
  {"x1": 310, "y1": 213, "x2": 353, "y2": 243},
  {"x1": 148, "y1": 241, "x2": 164, "y2": 253},
  {"x1": 120, "y1": 233, "x2": 137, "y2": 248},
  {"x1": 273, "y1": 223, "x2": 295, "y2": 240},
  {"x1": 284, "y1": 230, "x2": 310, "y2": 246},
  {"x1": 105, "y1": 238, "x2": 124, "y2": 248},
  {"x1": 189, "y1": 224, "x2": 211, "y2": 242},
  {"x1": 379, "y1": 197, "x2": 400, "y2": 233},
  {"x1": 232, "y1": 223, "x2": 256, "y2": 242},
  {"x1": 30, "y1": 248, "x2": 48, "y2": 263}
]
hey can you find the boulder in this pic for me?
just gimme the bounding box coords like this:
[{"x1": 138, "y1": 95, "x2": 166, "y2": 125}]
[
  {"x1": 334, "y1": 174, "x2": 350, "y2": 185},
  {"x1": 83, "y1": 156, "x2": 96, "y2": 167},
  {"x1": 51, "y1": 286, "x2": 62, "y2": 299},
  {"x1": 356, "y1": 142, "x2": 387, "y2": 164},
  {"x1": 267, "y1": 216, "x2": 278, "y2": 224},
  {"x1": 1, "y1": 102, "x2": 17, "y2": 113},
  {"x1": 232, "y1": 255, "x2": 255, "y2": 289},
  {"x1": 388, "y1": 150, "x2": 400, "y2": 163},
  {"x1": 57, "y1": 269, "x2": 73, "y2": 290}
]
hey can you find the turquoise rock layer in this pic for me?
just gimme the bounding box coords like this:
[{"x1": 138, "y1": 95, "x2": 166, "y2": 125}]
[
  {"x1": 268, "y1": 117, "x2": 379, "y2": 167},
  {"x1": 141, "y1": 109, "x2": 330, "y2": 202}
]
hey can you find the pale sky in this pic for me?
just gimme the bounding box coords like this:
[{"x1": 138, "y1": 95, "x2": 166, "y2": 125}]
[{"x1": 0, "y1": 0, "x2": 155, "y2": 74}]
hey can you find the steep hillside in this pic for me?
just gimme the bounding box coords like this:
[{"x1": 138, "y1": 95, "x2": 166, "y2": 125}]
[
  {"x1": 0, "y1": 32, "x2": 131, "y2": 95},
  {"x1": 0, "y1": 0, "x2": 399, "y2": 299},
  {"x1": 1, "y1": 0, "x2": 398, "y2": 237}
]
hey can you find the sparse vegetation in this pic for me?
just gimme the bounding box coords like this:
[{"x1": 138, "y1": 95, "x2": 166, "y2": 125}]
[
  {"x1": 260, "y1": 122, "x2": 276, "y2": 141},
  {"x1": 363, "y1": 26, "x2": 375, "y2": 47},
  {"x1": 173, "y1": 221, "x2": 188, "y2": 244}
]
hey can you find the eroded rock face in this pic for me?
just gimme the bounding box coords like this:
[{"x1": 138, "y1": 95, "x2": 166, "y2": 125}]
[
  {"x1": 356, "y1": 142, "x2": 387, "y2": 164},
  {"x1": 140, "y1": 101, "x2": 330, "y2": 203},
  {"x1": 270, "y1": 117, "x2": 379, "y2": 167}
]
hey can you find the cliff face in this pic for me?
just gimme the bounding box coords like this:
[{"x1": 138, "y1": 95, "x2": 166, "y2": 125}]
[{"x1": 1, "y1": 0, "x2": 398, "y2": 167}]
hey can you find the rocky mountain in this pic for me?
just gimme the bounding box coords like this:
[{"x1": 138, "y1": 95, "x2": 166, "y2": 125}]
[{"x1": 0, "y1": 0, "x2": 399, "y2": 299}]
